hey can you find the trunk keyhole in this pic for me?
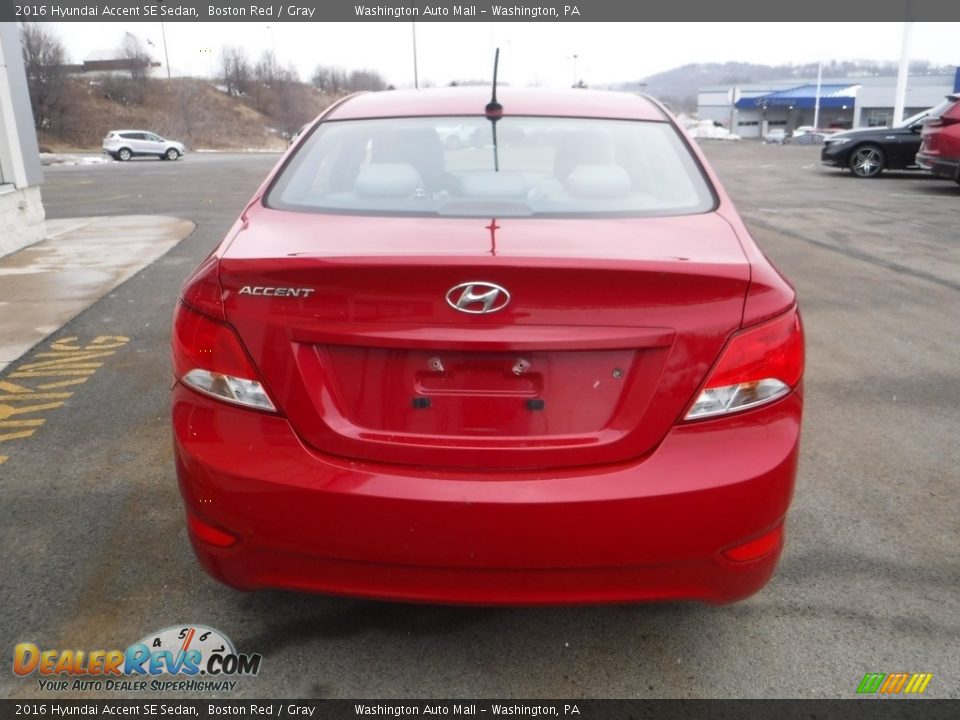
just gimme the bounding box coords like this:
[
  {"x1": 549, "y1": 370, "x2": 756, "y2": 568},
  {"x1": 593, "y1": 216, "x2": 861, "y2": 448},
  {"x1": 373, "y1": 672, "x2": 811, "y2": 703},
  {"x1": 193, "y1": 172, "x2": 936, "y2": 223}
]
[{"x1": 513, "y1": 358, "x2": 531, "y2": 375}]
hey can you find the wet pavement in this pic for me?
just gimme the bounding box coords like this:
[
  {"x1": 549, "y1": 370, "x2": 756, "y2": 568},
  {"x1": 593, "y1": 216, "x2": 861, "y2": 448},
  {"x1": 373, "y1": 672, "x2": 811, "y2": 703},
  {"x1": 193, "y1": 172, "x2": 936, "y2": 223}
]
[{"x1": 0, "y1": 216, "x2": 194, "y2": 372}]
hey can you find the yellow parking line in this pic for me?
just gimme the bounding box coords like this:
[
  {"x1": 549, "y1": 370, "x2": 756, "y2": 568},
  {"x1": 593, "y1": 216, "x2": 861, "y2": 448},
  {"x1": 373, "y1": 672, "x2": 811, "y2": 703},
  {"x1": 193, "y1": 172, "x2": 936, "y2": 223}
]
[
  {"x1": 0, "y1": 393, "x2": 74, "y2": 402},
  {"x1": 0, "y1": 430, "x2": 38, "y2": 442},
  {"x1": 36, "y1": 379, "x2": 88, "y2": 390},
  {"x1": 0, "y1": 381, "x2": 32, "y2": 394},
  {"x1": 8, "y1": 369, "x2": 99, "y2": 378},
  {"x1": 0, "y1": 402, "x2": 65, "y2": 420},
  {"x1": 0, "y1": 419, "x2": 46, "y2": 428},
  {"x1": 0, "y1": 335, "x2": 129, "y2": 463}
]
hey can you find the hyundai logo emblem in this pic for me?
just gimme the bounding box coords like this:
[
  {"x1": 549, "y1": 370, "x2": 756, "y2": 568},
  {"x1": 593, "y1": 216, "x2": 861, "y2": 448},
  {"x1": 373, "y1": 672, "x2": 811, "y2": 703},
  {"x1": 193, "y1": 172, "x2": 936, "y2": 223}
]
[{"x1": 446, "y1": 282, "x2": 511, "y2": 314}]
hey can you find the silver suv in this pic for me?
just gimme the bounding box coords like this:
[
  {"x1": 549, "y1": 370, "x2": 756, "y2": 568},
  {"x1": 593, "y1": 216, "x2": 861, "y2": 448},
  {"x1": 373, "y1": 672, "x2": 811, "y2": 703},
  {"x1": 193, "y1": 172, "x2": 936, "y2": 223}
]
[{"x1": 102, "y1": 130, "x2": 186, "y2": 161}]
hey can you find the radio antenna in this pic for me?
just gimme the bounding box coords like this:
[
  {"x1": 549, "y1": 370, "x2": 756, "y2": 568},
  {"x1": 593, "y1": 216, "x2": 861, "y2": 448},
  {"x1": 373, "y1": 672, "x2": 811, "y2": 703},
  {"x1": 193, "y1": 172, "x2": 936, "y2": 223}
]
[{"x1": 485, "y1": 48, "x2": 503, "y2": 171}]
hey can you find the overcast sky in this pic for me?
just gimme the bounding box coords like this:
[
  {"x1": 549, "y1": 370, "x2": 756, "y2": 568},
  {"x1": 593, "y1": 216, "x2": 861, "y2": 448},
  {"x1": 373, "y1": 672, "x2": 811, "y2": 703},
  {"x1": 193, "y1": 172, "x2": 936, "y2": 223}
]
[{"x1": 48, "y1": 22, "x2": 960, "y2": 88}]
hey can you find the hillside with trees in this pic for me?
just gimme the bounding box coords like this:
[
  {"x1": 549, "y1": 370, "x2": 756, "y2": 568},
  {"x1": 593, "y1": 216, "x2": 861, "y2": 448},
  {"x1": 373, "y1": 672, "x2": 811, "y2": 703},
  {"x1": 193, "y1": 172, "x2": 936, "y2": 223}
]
[
  {"x1": 19, "y1": 23, "x2": 389, "y2": 151},
  {"x1": 22, "y1": 22, "x2": 955, "y2": 148}
]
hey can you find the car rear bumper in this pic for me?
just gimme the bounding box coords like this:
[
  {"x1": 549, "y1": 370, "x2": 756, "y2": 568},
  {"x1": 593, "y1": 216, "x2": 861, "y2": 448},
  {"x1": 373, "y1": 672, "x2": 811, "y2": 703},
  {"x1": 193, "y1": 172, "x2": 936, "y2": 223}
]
[
  {"x1": 173, "y1": 385, "x2": 801, "y2": 605},
  {"x1": 915, "y1": 152, "x2": 960, "y2": 179}
]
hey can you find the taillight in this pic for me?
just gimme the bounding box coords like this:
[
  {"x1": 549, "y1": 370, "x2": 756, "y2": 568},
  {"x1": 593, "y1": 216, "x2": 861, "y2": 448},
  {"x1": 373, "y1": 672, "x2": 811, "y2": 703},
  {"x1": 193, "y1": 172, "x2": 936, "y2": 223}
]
[
  {"x1": 172, "y1": 303, "x2": 276, "y2": 412},
  {"x1": 173, "y1": 258, "x2": 275, "y2": 412},
  {"x1": 685, "y1": 307, "x2": 803, "y2": 421},
  {"x1": 926, "y1": 116, "x2": 960, "y2": 130},
  {"x1": 180, "y1": 254, "x2": 226, "y2": 321}
]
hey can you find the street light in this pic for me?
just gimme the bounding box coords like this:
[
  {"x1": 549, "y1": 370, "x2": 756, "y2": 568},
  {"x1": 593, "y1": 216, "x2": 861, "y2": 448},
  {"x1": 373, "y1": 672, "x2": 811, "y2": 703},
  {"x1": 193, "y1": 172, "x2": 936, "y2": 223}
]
[
  {"x1": 567, "y1": 53, "x2": 578, "y2": 87},
  {"x1": 265, "y1": 24, "x2": 276, "y2": 54},
  {"x1": 813, "y1": 57, "x2": 822, "y2": 130},
  {"x1": 160, "y1": 22, "x2": 171, "y2": 80},
  {"x1": 412, "y1": 22, "x2": 419, "y2": 89}
]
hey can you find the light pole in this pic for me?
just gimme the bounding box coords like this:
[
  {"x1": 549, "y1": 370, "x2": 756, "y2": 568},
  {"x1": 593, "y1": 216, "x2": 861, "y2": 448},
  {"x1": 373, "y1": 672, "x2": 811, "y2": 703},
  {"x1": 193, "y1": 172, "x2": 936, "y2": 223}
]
[
  {"x1": 412, "y1": 22, "x2": 419, "y2": 89},
  {"x1": 813, "y1": 58, "x2": 822, "y2": 130},
  {"x1": 568, "y1": 53, "x2": 578, "y2": 87},
  {"x1": 266, "y1": 24, "x2": 276, "y2": 55},
  {"x1": 159, "y1": 22, "x2": 171, "y2": 80},
  {"x1": 893, "y1": 10, "x2": 914, "y2": 125}
]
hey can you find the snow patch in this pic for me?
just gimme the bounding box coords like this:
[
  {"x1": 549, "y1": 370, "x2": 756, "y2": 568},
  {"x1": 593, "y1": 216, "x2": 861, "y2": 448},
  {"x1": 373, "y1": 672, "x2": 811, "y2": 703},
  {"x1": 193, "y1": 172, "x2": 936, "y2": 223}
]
[
  {"x1": 676, "y1": 114, "x2": 741, "y2": 141},
  {"x1": 40, "y1": 153, "x2": 112, "y2": 166},
  {"x1": 193, "y1": 148, "x2": 283, "y2": 153}
]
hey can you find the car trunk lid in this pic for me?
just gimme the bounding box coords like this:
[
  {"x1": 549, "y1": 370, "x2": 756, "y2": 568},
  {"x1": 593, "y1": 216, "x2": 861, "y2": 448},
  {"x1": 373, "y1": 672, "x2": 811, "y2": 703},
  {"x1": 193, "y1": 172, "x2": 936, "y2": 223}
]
[{"x1": 220, "y1": 208, "x2": 750, "y2": 470}]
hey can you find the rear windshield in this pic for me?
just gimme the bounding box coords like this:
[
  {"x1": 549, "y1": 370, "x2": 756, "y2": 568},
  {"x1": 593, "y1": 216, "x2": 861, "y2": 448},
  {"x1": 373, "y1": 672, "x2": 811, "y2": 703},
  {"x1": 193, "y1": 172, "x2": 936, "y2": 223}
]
[{"x1": 266, "y1": 116, "x2": 715, "y2": 218}]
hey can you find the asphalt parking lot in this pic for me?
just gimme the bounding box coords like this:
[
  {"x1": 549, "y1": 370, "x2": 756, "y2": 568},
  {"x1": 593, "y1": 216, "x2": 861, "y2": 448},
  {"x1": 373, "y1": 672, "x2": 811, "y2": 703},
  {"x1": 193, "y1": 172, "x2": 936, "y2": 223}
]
[{"x1": 1, "y1": 144, "x2": 958, "y2": 699}]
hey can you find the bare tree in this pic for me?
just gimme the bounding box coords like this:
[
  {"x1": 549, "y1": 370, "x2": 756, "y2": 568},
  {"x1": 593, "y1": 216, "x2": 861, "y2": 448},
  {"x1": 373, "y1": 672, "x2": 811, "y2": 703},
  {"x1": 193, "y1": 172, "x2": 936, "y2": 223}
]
[
  {"x1": 346, "y1": 69, "x2": 387, "y2": 92},
  {"x1": 310, "y1": 65, "x2": 387, "y2": 95},
  {"x1": 118, "y1": 33, "x2": 153, "y2": 104},
  {"x1": 254, "y1": 50, "x2": 279, "y2": 87},
  {"x1": 251, "y1": 50, "x2": 280, "y2": 108},
  {"x1": 19, "y1": 23, "x2": 70, "y2": 133},
  {"x1": 220, "y1": 46, "x2": 252, "y2": 97},
  {"x1": 311, "y1": 65, "x2": 347, "y2": 95}
]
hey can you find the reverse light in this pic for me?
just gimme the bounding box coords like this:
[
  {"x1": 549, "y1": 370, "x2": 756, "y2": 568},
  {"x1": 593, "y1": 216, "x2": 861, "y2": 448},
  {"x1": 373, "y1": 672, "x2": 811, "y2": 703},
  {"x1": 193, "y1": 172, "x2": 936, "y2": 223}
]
[
  {"x1": 172, "y1": 302, "x2": 276, "y2": 412},
  {"x1": 181, "y1": 369, "x2": 275, "y2": 411},
  {"x1": 685, "y1": 307, "x2": 803, "y2": 421}
]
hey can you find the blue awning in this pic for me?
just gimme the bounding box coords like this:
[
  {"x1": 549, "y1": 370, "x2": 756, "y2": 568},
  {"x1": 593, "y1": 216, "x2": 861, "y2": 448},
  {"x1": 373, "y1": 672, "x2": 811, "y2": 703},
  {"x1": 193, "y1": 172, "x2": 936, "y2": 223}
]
[{"x1": 735, "y1": 84, "x2": 859, "y2": 110}]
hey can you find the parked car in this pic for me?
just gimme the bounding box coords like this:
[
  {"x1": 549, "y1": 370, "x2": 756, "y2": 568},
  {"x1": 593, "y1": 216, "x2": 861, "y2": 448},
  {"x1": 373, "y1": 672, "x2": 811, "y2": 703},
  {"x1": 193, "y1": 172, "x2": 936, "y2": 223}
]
[
  {"x1": 787, "y1": 132, "x2": 828, "y2": 145},
  {"x1": 915, "y1": 93, "x2": 960, "y2": 184},
  {"x1": 764, "y1": 127, "x2": 787, "y2": 144},
  {"x1": 171, "y1": 87, "x2": 804, "y2": 605},
  {"x1": 102, "y1": 130, "x2": 186, "y2": 161},
  {"x1": 820, "y1": 105, "x2": 946, "y2": 178},
  {"x1": 788, "y1": 126, "x2": 839, "y2": 144},
  {"x1": 435, "y1": 123, "x2": 478, "y2": 149}
]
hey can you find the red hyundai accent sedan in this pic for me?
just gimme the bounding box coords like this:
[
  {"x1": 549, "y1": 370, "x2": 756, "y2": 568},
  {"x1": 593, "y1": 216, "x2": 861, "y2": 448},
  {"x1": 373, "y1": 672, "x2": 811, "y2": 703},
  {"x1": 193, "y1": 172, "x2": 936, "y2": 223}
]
[{"x1": 172, "y1": 88, "x2": 803, "y2": 605}]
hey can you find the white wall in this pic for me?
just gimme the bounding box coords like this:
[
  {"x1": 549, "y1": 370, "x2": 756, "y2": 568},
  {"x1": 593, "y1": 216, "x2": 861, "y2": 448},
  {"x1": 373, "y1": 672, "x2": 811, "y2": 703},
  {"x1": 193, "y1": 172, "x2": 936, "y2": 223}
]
[
  {"x1": 0, "y1": 186, "x2": 45, "y2": 257},
  {"x1": 0, "y1": 25, "x2": 46, "y2": 257}
]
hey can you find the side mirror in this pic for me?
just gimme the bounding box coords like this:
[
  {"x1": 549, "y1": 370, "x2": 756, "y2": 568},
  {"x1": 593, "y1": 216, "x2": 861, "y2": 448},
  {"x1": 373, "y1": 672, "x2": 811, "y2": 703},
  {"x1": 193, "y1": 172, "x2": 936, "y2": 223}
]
[{"x1": 909, "y1": 123, "x2": 924, "y2": 133}]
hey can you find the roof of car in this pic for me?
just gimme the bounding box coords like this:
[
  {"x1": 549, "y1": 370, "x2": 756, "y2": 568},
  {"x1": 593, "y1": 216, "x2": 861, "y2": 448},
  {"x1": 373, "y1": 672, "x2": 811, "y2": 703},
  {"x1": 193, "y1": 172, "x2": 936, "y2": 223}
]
[
  {"x1": 110, "y1": 129, "x2": 153, "y2": 133},
  {"x1": 325, "y1": 87, "x2": 669, "y2": 122}
]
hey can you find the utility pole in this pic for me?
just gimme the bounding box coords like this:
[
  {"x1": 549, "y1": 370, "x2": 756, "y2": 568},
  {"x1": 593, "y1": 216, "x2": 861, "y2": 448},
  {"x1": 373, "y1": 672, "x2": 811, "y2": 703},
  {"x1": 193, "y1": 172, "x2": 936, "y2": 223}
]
[
  {"x1": 412, "y1": 22, "x2": 419, "y2": 89},
  {"x1": 813, "y1": 58, "x2": 823, "y2": 129},
  {"x1": 893, "y1": 4, "x2": 914, "y2": 125},
  {"x1": 160, "y1": 22, "x2": 171, "y2": 80}
]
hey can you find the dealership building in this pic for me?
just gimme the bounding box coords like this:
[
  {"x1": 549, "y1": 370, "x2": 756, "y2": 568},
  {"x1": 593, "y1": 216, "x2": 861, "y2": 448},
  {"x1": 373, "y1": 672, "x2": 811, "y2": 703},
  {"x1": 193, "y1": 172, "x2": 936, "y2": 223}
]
[
  {"x1": 697, "y1": 69, "x2": 960, "y2": 138},
  {"x1": 0, "y1": 24, "x2": 45, "y2": 257}
]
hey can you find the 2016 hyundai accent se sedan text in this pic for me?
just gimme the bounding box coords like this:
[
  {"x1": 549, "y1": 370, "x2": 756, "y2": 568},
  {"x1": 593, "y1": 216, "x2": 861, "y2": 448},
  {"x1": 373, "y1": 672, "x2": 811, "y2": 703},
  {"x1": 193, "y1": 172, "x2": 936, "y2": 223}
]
[{"x1": 172, "y1": 87, "x2": 804, "y2": 605}]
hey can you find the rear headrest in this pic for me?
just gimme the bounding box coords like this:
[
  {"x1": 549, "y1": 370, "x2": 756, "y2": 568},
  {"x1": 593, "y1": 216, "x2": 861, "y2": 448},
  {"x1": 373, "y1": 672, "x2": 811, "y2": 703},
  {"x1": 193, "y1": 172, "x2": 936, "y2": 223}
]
[
  {"x1": 565, "y1": 165, "x2": 632, "y2": 198},
  {"x1": 460, "y1": 171, "x2": 527, "y2": 198},
  {"x1": 372, "y1": 128, "x2": 446, "y2": 185},
  {"x1": 354, "y1": 164, "x2": 423, "y2": 198},
  {"x1": 554, "y1": 130, "x2": 616, "y2": 182}
]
